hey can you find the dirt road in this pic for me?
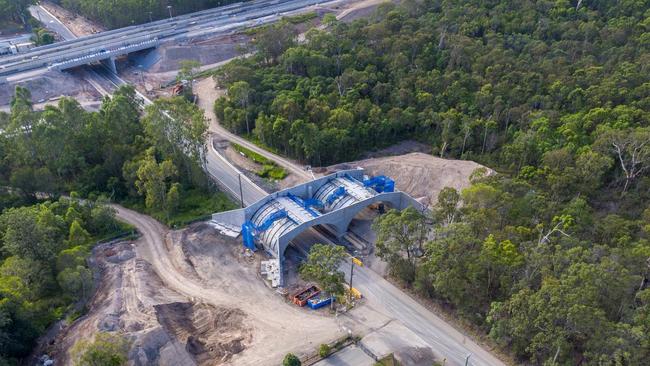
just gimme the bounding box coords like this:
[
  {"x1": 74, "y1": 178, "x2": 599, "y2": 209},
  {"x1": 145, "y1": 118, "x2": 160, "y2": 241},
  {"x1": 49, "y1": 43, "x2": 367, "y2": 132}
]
[{"x1": 113, "y1": 206, "x2": 359, "y2": 365}]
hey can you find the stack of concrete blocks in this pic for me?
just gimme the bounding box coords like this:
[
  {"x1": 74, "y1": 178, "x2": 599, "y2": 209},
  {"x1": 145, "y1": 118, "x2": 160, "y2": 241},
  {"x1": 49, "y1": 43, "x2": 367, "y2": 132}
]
[{"x1": 260, "y1": 259, "x2": 281, "y2": 287}]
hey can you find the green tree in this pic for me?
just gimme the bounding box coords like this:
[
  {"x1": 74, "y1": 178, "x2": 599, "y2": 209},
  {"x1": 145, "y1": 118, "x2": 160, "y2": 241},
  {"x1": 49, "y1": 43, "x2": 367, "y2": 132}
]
[
  {"x1": 134, "y1": 149, "x2": 177, "y2": 211},
  {"x1": 57, "y1": 265, "x2": 92, "y2": 299},
  {"x1": 70, "y1": 332, "x2": 129, "y2": 366},
  {"x1": 282, "y1": 353, "x2": 301, "y2": 366},
  {"x1": 373, "y1": 207, "x2": 428, "y2": 283},
  {"x1": 228, "y1": 81, "x2": 252, "y2": 134},
  {"x1": 435, "y1": 187, "x2": 460, "y2": 225},
  {"x1": 142, "y1": 97, "x2": 207, "y2": 186},
  {"x1": 0, "y1": 206, "x2": 60, "y2": 261},
  {"x1": 68, "y1": 219, "x2": 92, "y2": 246},
  {"x1": 299, "y1": 244, "x2": 346, "y2": 308},
  {"x1": 255, "y1": 22, "x2": 296, "y2": 64}
]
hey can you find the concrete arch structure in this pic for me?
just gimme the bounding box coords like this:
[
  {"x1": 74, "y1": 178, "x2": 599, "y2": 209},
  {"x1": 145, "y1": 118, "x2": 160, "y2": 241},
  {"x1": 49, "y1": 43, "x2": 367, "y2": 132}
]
[
  {"x1": 274, "y1": 190, "x2": 417, "y2": 260},
  {"x1": 211, "y1": 169, "x2": 423, "y2": 285}
]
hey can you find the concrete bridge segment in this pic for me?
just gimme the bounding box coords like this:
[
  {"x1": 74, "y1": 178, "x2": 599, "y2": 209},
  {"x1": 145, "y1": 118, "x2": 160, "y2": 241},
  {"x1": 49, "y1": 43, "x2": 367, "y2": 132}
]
[{"x1": 211, "y1": 168, "x2": 423, "y2": 285}]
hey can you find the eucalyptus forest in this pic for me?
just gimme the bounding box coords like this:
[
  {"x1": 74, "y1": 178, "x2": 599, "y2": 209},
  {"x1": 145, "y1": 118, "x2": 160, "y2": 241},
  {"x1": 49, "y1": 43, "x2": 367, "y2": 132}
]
[{"x1": 214, "y1": 1, "x2": 650, "y2": 364}]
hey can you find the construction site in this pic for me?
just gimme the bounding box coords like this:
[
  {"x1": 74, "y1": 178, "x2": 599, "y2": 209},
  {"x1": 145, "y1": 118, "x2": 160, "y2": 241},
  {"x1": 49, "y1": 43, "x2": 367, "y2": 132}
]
[{"x1": 5, "y1": 1, "x2": 505, "y2": 365}]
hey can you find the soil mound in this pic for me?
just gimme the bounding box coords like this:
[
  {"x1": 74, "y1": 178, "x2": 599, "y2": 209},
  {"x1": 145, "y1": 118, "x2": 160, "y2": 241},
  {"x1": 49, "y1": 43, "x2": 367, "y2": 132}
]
[
  {"x1": 326, "y1": 152, "x2": 491, "y2": 206},
  {"x1": 154, "y1": 302, "x2": 251, "y2": 365}
]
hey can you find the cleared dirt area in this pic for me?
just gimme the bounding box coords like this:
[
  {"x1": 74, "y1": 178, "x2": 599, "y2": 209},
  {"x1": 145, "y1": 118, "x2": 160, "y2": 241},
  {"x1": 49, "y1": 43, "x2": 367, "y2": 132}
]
[
  {"x1": 41, "y1": 207, "x2": 369, "y2": 365},
  {"x1": 326, "y1": 152, "x2": 491, "y2": 207},
  {"x1": 40, "y1": 1, "x2": 106, "y2": 36},
  {"x1": 0, "y1": 71, "x2": 100, "y2": 107}
]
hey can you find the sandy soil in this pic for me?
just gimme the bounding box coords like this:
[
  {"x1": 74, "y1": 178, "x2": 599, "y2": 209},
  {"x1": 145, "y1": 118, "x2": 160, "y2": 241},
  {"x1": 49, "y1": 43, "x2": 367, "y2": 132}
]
[
  {"x1": 40, "y1": 207, "x2": 371, "y2": 365},
  {"x1": 194, "y1": 77, "x2": 226, "y2": 134},
  {"x1": 326, "y1": 152, "x2": 491, "y2": 207},
  {"x1": 40, "y1": 1, "x2": 106, "y2": 36},
  {"x1": 0, "y1": 71, "x2": 101, "y2": 107},
  {"x1": 334, "y1": 0, "x2": 394, "y2": 22}
]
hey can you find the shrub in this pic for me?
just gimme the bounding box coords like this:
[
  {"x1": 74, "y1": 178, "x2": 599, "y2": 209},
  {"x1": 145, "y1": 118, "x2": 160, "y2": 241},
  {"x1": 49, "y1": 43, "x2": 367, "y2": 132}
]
[
  {"x1": 318, "y1": 343, "x2": 331, "y2": 358},
  {"x1": 283, "y1": 353, "x2": 301, "y2": 366}
]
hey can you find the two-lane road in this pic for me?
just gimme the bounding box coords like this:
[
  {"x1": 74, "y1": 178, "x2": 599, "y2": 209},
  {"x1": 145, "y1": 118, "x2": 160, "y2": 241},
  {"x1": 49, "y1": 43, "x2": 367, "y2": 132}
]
[{"x1": 33, "y1": 3, "x2": 505, "y2": 364}]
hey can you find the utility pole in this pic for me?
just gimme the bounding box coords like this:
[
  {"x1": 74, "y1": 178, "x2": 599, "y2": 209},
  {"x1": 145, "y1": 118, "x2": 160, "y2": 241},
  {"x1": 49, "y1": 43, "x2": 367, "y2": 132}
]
[
  {"x1": 238, "y1": 174, "x2": 244, "y2": 208},
  {"x1": 349, "y1": 259, "x2": 354, "y2": 304},
  {"x1": 348, "y1": 257, "x2": 363, "y2": 304},
  {"x1": 167, "y1": 5, "x2": 173, "y2": 19}
]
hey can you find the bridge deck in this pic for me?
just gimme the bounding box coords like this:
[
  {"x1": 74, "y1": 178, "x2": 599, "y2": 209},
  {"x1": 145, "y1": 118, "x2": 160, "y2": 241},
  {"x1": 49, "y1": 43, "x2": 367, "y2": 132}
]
[{"x1": 212, "y1": 169, "x2": 423, "y2": 286}]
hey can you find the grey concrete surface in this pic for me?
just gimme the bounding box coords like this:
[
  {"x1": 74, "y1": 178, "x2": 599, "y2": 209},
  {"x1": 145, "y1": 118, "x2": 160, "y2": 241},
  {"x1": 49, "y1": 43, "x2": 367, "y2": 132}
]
[
  {"x1": 3, "y1": 0, "x2": 327, "y2": 79},
  {"x1": 314, "y1": 345, "x2": 375, "y2": 366}
]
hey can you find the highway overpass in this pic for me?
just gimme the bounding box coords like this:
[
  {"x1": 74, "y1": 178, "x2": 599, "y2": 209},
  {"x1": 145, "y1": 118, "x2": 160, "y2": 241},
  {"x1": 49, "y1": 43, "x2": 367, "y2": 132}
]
[{"x1": 0, "y1": 0, "x2": 326, "y2": 78}]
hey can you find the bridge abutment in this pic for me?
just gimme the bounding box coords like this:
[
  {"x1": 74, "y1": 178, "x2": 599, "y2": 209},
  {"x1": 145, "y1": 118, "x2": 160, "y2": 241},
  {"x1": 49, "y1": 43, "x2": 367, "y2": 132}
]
[{"x1": 101, "y1": 57, "x2": 117, "y2": 74}]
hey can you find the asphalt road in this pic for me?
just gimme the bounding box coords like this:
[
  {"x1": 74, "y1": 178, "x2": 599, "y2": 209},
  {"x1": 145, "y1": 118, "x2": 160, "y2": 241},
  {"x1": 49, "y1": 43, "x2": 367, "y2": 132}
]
[
  {"x1": 35, "y1": 4, "x2": 505, "y2": 365},
  {"x1": 29, "y1": 5, "x2": 76, "y2": 40},
  {"x1": 2, "y1": 0, "x2": 328, "y2": 78}
]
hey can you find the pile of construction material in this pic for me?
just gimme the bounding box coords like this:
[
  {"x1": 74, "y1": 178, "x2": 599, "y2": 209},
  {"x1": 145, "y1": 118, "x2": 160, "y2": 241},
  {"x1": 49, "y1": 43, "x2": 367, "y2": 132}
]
[{"x1": 260, "y1": 259, "x2": 281, "y2": 287}]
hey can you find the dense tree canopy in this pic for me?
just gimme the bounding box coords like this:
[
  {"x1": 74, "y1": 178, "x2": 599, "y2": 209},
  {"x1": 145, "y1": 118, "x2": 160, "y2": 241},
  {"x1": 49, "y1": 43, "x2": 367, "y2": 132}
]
[
  {"x1": 215, "y1": 0, "x2": 649, "y2": 168},
  {"x1": 0, "y1": 0, "x2": 35, "y2": 23},
  {"x1": 215, "y1": 1, "x2": 650, "y2": 364},
  {"x1": 0, "y1": 85, "x2": 225, "y2": 222},
  {"x1": 0, "y1": 196, "x2": 122, "y2": 363}
]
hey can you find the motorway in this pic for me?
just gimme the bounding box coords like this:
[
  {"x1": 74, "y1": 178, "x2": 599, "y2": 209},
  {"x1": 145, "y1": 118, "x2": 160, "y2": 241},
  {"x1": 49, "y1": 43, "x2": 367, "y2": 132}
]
[
  {"x1": 28, "y1": 3, "x2": 505, "y2": 365},
  {"x1": 1, "y1": 0, "x2": 327, "y2": 78}
]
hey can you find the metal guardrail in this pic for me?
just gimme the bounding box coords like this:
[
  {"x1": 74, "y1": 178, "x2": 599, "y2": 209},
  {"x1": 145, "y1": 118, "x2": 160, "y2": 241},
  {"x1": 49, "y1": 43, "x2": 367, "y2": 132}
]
[{"x1": 48, "y1": 38, "x2": 159, "y2": 71}]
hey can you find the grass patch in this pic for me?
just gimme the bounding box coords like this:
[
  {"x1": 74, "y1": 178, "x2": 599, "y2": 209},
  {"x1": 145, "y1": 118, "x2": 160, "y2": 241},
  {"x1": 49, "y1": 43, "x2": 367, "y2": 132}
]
[
  {"x1": 231, "y1": 143, "x2": 288, "y2": 180},
  {"x1": 122, "y1": 187, "x2": 236, "y2": 228},
  {"x1": 375, "y1": 354, "x2": 401, "y2": 366},
  {"x1": 243, "y1": 11, "x2": 318, "y2": 35},
  {"x1": 284, "y1": 11, "x2": 318, "y2": 24}
]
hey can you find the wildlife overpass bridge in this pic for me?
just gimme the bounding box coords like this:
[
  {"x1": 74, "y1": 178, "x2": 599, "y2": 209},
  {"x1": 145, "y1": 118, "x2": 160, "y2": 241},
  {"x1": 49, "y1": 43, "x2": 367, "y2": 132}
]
[{"x1": 211, "y1": 169, "x2": 423, "y2": 286}]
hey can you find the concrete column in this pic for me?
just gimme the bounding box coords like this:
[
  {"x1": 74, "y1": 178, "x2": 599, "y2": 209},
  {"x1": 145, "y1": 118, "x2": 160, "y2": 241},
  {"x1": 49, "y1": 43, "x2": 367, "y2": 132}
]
[{"x1": 101, "y1": 56, "x2": 117, "y2": 74}]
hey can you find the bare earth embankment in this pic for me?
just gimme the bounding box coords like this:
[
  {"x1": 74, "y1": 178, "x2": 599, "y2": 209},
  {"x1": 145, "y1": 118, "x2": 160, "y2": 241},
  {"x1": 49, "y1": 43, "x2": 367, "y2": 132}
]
[
  {"x1": 326, "y1": 152, "x2": 491, "y2": 207},
  {"x1": 42, "y1": 207, "x2": 367, "y2": 365}
]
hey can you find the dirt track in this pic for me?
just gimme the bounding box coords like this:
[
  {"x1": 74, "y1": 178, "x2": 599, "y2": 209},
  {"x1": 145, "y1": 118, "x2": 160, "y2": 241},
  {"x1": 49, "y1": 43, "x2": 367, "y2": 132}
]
[{"x1": 48, "y1": 206, "x2": 361, "y2": 365}]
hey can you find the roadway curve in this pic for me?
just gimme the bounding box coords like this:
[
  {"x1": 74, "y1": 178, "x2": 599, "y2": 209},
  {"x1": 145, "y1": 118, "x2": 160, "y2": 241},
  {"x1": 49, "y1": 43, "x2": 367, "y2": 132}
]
[
  {"x1": 211, "y1": 122, "x2": 312, "y2": 180},
  {"x1": 38, "y1": 5, "x2": 506, "y2": 366}
]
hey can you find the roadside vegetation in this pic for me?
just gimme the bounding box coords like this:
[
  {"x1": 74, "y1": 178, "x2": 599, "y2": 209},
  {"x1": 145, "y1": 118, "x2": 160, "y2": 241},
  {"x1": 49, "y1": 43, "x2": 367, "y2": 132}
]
[
  {"x1": 232, "y1": 142, "x2": 288, "y2": 180},
  {"x1": 53, "y1": 0, "x2": 245, "y2": 29},
  {"x1": 299, "y1": 243, "x2": 347, "y2": 309},
  {"x1": 214, "y1": 1, "x2": 650, "y2": 364},
  {"x1": 0, "y1": 85, "x2": 234, "y2": 226},
  {"x1": 0, "y1": 0, "x2": 34, "y2": 25},
  {"x1": 0, "y1": 86, "x2": 234, "y2": 363},
  {"x1": 0, "y1": 193, "x2": 128, "y2": 364}
]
